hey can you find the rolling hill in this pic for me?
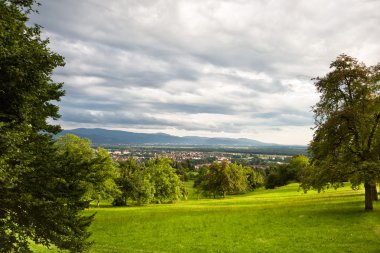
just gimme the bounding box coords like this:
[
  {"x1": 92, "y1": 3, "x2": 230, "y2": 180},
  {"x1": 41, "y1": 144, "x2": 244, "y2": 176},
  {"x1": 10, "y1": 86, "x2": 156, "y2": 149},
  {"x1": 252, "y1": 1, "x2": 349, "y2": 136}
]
[{"x1": 58, "y1": 128, "x2": 276, "y2": 146}]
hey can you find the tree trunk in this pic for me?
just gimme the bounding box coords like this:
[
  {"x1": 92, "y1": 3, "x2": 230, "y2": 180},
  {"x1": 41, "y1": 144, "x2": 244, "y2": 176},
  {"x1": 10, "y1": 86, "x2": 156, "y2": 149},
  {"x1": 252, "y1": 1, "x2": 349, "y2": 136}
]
[
  {"x1": 372, "y1": 185, "x2": 378, "y2": 201},
  {"x1": 364, "y1": 182, "x2": 373, "y2": 211}
]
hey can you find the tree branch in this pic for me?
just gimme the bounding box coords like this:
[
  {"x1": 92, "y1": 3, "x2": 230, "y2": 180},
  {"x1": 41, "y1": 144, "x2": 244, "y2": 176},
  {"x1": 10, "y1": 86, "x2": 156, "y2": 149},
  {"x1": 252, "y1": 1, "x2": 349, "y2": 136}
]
[
  {"x1": 367, "y1": 113, "x2": 380, "y2": 152},
  {"x1": 340, "y1": 113, "x2": 363, "y2": 159}
]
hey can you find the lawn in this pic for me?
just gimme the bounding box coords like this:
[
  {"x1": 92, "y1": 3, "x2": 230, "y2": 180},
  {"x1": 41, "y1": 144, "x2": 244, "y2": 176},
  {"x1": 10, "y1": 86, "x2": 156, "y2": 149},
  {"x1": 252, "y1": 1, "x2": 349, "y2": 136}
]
[{"x1": 32, "y1": 183, "x2": 380, "y2": 252}]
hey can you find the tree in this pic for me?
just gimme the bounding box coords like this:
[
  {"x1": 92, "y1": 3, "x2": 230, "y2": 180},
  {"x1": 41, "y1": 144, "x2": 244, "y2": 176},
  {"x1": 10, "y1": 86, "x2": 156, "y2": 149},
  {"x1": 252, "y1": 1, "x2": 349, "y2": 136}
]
[
  {"x1": 54, "y1": 134, "x2": 120, "y2": 207},
  {"x1": 245, "y1": 167, "x2": 264, "y2": 190},
  {"x1": 193, "y1": 165, "x2": 212, "y2": 198},
  {"x1": 198, "y1": 161, "x2": 249, "y2": 198},
  {"x1": 265, "y1": 155, "x2": 309, "y2": 189},
  {"x1": 88, "y1": 148, "x2": 120, "y2": 206},
  {"x1": 288, "y1": 155, "x2": 309, "y2": 181},
  {"x1": 204, "y1": 161, "x2": 229, "y2": 198},
  {"x1": 300, "y1": 54, "x2": 380, "y2": 211},
  {"x1": 113, "y1": 157, "x2": 155, "y2": 206},
  {"x1": 113, "y1": 158, "x2": 139, "y2": 206},
  {"x1": 147, "y1": 157, "x2": 182, "y2": 203},
  {"x1": 228, "y1": 163, "x2": 249, "y2": 194},
  {"x1": 0, "y1": 1, "x2": 95, "y2": 251},
  {"x1": 265, "y1": 164, "x2": 288, "y2": 189},
  {"x1": 172, "y1": 159, "x2": 196, "y2": 181}
]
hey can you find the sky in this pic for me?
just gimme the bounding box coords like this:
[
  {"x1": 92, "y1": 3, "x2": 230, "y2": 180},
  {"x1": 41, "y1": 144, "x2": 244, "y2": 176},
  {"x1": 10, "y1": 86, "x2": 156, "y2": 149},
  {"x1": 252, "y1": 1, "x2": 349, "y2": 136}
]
[{"x1": 29, "y1": 0, "x2": 380, "y2": 145}]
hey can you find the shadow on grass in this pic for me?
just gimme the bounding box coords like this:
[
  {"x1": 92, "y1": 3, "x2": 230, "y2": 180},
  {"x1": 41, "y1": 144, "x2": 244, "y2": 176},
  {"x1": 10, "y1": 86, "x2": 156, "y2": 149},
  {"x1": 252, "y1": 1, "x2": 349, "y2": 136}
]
[{"x1": 302, "y1": 200, "x2": 380, "y2": 217}]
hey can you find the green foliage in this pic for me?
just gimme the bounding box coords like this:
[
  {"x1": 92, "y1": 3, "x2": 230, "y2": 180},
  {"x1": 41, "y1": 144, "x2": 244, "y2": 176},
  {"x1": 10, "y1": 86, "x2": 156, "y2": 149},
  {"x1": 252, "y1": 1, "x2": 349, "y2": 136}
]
[
  {"x1": 0, "y1": 1, "x2": 99, "y2": 252},
  {"x1": 301, "y1": 54, "x2": 380, "y2": 210},
  {"x1": 289, "y1": 155, "x2": 309, "y2": 175},
  {"x1": 0, "y1": 0, "x2": 64, "y2": 133},
  {"x1": 54, "y1": 134, "x2": 120, "y2": 207},
  {"x1": 0, "y1": 131, "x2": 95, "y2": 252},
  {"x1": 147, "y1": 157, "x2": 182, "y2": 203},
  {"x1": 265, "y1": 155, "x2": 309, "y2": 189},
  {"x1": 113, "y1": 157, "x2": 155, "y2": 206},
  {"x1": 196, "y1": 161, "x2": 251, "y2": 198},
  {"x1": 172, "y1": 159, "x2": 196, "y2": 181},
  {"x1": 265, "y1": 164, "x2": 289, "y2": 189},
  {"x1": 228, "y1": 163, "x2": 250, "y2": 194},
  {"x1": 113, "y1": 157, "x2": 182, "y2": 205}
]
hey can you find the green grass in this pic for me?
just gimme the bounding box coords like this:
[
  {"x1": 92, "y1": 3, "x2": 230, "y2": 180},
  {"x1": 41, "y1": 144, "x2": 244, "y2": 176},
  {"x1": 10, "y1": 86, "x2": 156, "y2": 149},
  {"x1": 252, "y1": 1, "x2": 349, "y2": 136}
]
[{"x1": 32, "y1": 183, "x2": 380, "y2": 252}]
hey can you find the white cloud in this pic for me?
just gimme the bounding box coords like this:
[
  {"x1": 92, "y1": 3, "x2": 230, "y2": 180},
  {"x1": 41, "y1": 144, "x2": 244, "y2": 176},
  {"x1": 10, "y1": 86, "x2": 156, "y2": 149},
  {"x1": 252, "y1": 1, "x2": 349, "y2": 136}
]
[{"x1": 31, "y1": 0, "x2": 380, "y2": 145}]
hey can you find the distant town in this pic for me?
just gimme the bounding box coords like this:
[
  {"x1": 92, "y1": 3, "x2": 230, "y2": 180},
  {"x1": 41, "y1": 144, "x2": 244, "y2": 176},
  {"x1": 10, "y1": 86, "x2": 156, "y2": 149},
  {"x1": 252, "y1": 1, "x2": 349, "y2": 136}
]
[
  {"x1": 59, "y1": 128, "x2": 308, "y2": 168},
  {"x1": 106, "y1": 146, "x2": 296, "y2": 168}
]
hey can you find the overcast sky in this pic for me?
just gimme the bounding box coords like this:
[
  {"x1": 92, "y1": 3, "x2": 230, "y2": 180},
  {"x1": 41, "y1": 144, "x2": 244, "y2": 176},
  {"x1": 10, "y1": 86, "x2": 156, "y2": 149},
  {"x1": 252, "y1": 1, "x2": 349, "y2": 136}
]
[{"x1": 30, "y1": 0, "x2": 380, "y2": 145}]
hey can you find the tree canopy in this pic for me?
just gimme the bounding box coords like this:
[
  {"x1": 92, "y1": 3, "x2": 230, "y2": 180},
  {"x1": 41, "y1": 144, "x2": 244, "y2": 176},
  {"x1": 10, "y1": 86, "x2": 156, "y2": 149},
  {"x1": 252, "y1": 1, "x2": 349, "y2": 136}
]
[
  {"x1": 147, "y1": 157, "x2": 182, "y2": 203},
  {"x1": 113, "y1": 156, "x2": 185, "y2": 205},
  {"x1": 0, "y1": 1, "x2": 101, "y2": 251},
  {"x1": 195, "y1": 160, "x2": 261, "y2": 198},
  {"x1": 301, "y1": 54, "x2": 380, "y2": 210},
  {"x1": 54, "y1": 134, "x2": 120, "y2": 207},
  {"x1": 265, "y1": 155, "x2": 309, "y2": 189},
  {"x1": 114, "y1": 157, "x2": 155, "y2": 206}
]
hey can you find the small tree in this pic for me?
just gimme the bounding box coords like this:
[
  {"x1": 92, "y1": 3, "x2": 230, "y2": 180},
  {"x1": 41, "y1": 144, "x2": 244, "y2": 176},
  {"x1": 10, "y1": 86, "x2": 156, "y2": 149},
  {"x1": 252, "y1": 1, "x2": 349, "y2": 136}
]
[
  {"x1": 288, "y1": 155, "x2": 309, "y2": 181},
  {"x1": 245, "y1": 167, "x2": 265, "y2": 190},
  {"x1": 54, "y1": 134, "x2": 120, "y2": 207},
  {"x1": 228, "y1": 163, "x2": 249, "y2": 194},
  {"x1": 147, "y1": 157, "x2": 182, "y2": 203},
  {"x1": 114, "y1": 157, "x2": 155, "y2": 206},
  {"x1": 88, "y1": 148, "x2": 121, "y2": 206},
  {"x1": 193, "y1": 165, "x2": 212, "y2": 198},
  {"x1": 198, "y1": 161, "x2": 249, "y2": 198},
  {"x1": 301, "y1": 54, "x2": 380, "y2": 211},
  {"x1": 114, "y1": 157, "x2": 140, "y2": 206},
  {"x1": 265, "y1": 155, "x2": 309, "y2": 189}
]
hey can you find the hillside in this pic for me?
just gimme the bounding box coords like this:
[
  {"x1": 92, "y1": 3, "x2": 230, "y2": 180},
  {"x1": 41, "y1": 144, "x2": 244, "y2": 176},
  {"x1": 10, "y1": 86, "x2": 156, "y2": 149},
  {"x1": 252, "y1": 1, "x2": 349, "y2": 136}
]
[{"x1": 58, "y1": 128, "x2": 280, "y2": 146}]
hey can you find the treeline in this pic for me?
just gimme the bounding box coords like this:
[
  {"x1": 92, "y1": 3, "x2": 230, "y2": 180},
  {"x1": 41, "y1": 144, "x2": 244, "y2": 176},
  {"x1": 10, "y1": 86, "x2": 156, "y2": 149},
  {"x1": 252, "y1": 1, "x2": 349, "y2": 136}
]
[
  {"x1": 112, "y1": 157, "x2": 263, "y2": 205},
  {"x1": 264, "y1": 155, "x2": 310, "y2": 189},
  {"x1": 97, "y1": 134, "x2": 311, "y2": 204},
  {"x1": 112, "y1": 158, "x2": 266, "y2": 203},
  {"x1": 53, "y1": 134, "x2": 310, "y2": 208},
  {"x1": 192, "y1": 155, "x2": 309, "y2": 198},
  {"x1": 53, "y1": 133, "x2": 309, "y2": 207}
]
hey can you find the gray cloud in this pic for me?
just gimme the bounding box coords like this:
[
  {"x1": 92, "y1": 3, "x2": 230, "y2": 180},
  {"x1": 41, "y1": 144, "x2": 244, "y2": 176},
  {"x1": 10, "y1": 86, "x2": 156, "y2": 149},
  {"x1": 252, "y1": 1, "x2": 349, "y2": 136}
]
[{"x1": 30, "y1": 0, "x2": 380, "y2": 145}]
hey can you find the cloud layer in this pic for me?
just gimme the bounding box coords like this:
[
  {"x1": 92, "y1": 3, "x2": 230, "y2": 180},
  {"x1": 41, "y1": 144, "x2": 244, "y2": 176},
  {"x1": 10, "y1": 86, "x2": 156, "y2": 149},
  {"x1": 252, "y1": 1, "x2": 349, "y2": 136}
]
[{"x1": 30, "y1": 0, "x2": 380, "y2": 145}]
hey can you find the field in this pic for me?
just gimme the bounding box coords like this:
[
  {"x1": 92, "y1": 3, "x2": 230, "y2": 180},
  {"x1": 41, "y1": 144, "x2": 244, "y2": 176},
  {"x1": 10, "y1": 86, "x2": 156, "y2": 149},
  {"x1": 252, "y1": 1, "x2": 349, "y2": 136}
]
[{"x1": 33, "y1": 182, "x2": 380, "y2": 252}]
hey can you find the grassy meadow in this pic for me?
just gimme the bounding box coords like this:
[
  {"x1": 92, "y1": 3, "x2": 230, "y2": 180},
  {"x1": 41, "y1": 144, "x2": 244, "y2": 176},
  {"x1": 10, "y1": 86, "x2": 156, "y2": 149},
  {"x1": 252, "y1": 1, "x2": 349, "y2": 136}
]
[{"x1": 33, "y1": 182, "x2": 380, "y2": 252}]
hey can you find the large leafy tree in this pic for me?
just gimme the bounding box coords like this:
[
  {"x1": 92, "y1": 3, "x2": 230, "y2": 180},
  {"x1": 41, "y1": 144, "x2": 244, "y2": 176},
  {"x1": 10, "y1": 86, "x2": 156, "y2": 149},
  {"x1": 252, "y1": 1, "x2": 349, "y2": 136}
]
[
  {"x1": 0, "y1": 1, "x2": 97, "y2": 251},
  {"x1": 301, "y1": 54, "x2": 380, "y2": 211},
  {"x1": 114, "y1": 157, "x2": 155, "y2": 206},
  {"x1": 147, "y1": 157, "x2": 182, "y2": 203},
  {"x1": 54, "y1": 134, "x2": 120, "y2": 208},
  {"x1": 199, "y1": 161, "x2": 248, "y2": 198}
]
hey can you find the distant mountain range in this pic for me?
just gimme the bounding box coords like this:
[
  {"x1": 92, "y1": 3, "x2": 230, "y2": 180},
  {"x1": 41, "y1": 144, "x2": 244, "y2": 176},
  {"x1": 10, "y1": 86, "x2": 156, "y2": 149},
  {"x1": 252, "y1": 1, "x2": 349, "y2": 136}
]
[{"x1": 58, "y1": 128, "x2": 280, "y2": 147}]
